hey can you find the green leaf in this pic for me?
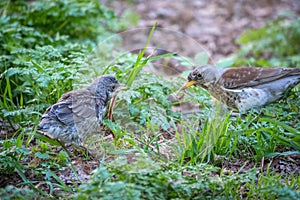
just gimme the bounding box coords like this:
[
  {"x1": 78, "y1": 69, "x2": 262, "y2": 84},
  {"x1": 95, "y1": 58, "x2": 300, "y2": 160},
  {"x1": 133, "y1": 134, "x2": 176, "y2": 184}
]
[
  {"x1": 194, "y1": 52, "x2": 209, "y2": 66},
  {"x1": 35, "y1": 152, "x2": 50, "y2": 159},
  {"x1": 216, "y1": 56, "x2": 234, "y2": 68},
  {"x1": 4, "y1": 68, "x2": 21, "y2": 77}
]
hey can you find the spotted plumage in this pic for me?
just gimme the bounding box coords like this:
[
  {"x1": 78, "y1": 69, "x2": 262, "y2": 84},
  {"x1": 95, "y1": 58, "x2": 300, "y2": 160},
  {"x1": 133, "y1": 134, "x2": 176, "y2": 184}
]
[
  {"x1": 178, "y1": 65, "x2": 300, "y2": 112},
  {"x1": 38, "y1": 75, "x2": 121, "y2": 145}
]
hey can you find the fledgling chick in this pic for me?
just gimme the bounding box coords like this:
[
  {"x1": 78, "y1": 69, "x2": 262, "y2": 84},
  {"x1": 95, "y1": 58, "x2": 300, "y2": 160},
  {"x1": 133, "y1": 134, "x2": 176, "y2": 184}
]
[{"x1": 38, "y1": 75, "x2": 122, "y2": 145}]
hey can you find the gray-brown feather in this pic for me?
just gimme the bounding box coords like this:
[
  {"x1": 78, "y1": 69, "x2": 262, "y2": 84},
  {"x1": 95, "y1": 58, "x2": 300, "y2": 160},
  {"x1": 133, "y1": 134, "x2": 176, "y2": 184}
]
[{"x1": 38, "y1": 75, "x2": 119, "y2": 145}]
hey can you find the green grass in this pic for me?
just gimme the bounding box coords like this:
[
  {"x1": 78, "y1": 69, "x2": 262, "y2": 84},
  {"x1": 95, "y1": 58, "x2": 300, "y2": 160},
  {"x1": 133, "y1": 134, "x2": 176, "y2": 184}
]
[
  {"x1": 0, "y1": 0, "x2": 299, "y2": 199},
  {"x1": 72, "y1": 154, "x2": 300, "y2": 199},
  {"x1": 233, "y1": 13, "x2": 300, "y2": 67}
]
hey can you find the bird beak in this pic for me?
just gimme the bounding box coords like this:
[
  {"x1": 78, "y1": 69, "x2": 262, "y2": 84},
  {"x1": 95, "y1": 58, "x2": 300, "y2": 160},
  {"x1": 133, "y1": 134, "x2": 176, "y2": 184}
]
[
  {"x1": 111, "y1": 84, "x2": 127, "y2": 97},
  {"x1": 176, "y1": 80, "x2": 196, "y2": 99},
  {"x1": 183, "y1": 81, "x2": 197, "y2": 89},
  {"x1": 116, "y1": 84, "x2": 127, "y2": 92}
]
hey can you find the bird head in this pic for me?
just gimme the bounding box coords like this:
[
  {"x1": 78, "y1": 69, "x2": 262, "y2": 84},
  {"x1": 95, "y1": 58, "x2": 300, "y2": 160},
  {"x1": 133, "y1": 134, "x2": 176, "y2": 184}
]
[
  {"x1": 187, "y1": 65, "x2": 224, "y2": 88},
  {"x1": 176, "y1": 65, "x2": 225, "y2": 98},
  {"x1": 90, "y1": 75, "x2": 126, "y2": 99}
]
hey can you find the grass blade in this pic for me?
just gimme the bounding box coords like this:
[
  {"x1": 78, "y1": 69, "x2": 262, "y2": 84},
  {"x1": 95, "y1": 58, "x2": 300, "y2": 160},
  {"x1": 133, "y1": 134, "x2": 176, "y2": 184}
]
[
  {"x1": 126, "y1": 23, "x2": 157, "y2": 87},
  {"x1": 260, "y1": 117, "x2": 299, "y2": 134}
]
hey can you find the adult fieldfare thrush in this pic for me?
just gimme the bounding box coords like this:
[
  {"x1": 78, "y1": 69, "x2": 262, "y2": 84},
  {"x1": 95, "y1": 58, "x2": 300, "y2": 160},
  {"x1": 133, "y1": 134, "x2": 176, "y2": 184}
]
[
  {"x1": 38, "y1": 75, "x2": 123, "y2": 145},
  {"x1": 177, "y1": 65, "x2": 300, "y2": 112}
]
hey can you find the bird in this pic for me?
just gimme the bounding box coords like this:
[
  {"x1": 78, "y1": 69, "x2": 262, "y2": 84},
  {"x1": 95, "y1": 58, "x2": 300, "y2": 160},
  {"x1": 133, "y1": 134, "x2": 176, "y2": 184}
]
[
  {"x1": 177, "y1": 65, "x2": 300, "y2": 112},
  {"x1": 38, "y1": 75, "x2": 123, "y2": 146}
]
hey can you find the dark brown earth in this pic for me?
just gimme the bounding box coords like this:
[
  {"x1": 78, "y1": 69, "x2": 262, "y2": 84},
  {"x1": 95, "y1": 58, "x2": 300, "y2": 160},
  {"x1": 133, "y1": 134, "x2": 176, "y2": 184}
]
[{"x1": 104, "y1": 0, "x2": 300, "y2": 61}]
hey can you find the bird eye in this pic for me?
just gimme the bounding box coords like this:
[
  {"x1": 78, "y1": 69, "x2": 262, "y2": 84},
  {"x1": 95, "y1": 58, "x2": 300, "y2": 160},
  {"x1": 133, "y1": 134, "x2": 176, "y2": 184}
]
[
  {"x1": 188, "y1": 72, "x2": 196, "y2": 81},
  {"x1": 191, "y1": 71, "x2": 201, "y2": 79}
]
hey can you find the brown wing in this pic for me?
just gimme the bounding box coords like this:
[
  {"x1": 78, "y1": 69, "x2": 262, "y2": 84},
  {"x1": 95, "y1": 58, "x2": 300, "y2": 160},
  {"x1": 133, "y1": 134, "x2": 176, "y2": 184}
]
[{"x1": 220, "y1": 67, "x2": 300, "y2": 89}]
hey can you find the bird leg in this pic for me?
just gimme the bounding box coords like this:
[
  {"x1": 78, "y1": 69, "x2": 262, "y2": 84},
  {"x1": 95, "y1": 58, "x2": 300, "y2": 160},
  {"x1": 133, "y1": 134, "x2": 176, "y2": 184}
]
[
  {"x1": 57, "y1": 141, "x2": 73, "y2": 157},
  {"x1": 74, "y1": 144, "x2": 95, "y2": 160},
  {"x1": 54, "y1": 139, "x2": 95, "y2": 160}
]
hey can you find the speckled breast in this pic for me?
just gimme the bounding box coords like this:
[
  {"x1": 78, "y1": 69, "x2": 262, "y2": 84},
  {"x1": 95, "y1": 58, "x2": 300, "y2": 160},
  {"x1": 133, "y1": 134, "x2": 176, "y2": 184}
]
[{"x1": 206, "y1": 84, "x2": 239, "y2": 110}]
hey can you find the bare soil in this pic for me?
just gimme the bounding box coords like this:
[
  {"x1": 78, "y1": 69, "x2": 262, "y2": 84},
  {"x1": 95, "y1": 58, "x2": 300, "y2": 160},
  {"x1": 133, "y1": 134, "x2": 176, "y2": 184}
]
[{"x1": 105, "y1": 0, "x2": 300, "y2": 61}]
